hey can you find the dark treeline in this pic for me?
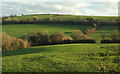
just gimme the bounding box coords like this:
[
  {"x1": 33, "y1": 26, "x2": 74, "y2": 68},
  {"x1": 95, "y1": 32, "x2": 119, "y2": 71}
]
[
  {"x1": 2, "y1": 14, "x2": 119, "y2": 25},
  {"x1": 2, "y1": 19, "x2": 119, "y2": 25}
]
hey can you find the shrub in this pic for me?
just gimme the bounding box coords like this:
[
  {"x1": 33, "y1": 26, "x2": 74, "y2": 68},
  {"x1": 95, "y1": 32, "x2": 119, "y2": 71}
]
[
  {"x1": 3, "y1": 17, "x2": 11, "y2": 22},
  {"x1": 72, "y1": 30, "x2": 91, "y2": 40},
  {"x1": 111, "y1": 30, "x2": 120, "y2": 41},
  {"x1": 2, "y1": 32, "x2": 29, "y2": 51},
  {"x1": 62, "y1": 36, "x2": 73, "y2": 41},
  {"x1": 33, "y1": 16, "x2": 39, "y2": 21},
  {"x1": 50, "y1": 32, "x2": 64, "y2": 43}
]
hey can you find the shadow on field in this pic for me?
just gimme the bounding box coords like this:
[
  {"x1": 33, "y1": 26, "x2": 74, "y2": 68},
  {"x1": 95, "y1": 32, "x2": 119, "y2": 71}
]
[{"x1": 2, "y1": 47, "x2": 52, "y2": 57}]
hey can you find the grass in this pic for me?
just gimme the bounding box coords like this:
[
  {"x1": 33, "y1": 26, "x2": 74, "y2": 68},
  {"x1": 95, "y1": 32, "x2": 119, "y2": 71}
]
[
  {"x1": 2, "y1": 24, "x2": 93, "y2": 37},
  {"x1": 2, "y1": 43, "x2": 119, "y2": 72}
]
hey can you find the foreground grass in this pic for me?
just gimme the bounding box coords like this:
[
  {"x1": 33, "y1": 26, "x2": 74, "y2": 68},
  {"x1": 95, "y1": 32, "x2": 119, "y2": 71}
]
[{"x1": 2, "y1": 44, "x2": 119, "y2": 72}]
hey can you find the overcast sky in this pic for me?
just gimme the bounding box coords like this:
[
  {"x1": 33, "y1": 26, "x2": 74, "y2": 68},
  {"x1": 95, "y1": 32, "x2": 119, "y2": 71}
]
[{"x1": 1, "y1": 2, "x2": 118, "y2": 16}]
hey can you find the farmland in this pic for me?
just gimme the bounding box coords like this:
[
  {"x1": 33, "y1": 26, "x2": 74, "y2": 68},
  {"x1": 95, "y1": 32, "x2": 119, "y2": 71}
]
[
  {"x1": 2, "y1": 44, "x2": 119, "y2": 72},
  {"x1": 2, "y1": 24, "x2": 94, "y2": 37},
  {"x1": 2, "y1": 24, "x2": 118, "y2": 42},
  {"x1": 2, "y1": 14, "x2": 119, "y2": 72}
]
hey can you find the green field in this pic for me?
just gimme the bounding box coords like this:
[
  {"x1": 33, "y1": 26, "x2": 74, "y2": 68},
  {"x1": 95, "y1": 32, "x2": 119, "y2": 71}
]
[
  {"x1": 2, "y1": 24, "x2": 94, "y2": 37},
  {"x1": 2, "y1": 24, "x2": 118, "y2": 42},
  {"x1": 2, "y1": 44, "x2": 119, "y2": 72},
  {"x1": 2, "y1": 15, "x2": 119, "y2": 72}
]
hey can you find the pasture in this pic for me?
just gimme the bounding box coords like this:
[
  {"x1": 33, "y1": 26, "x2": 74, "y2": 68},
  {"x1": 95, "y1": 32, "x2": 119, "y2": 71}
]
[
  {"x1": 2, "y1": 44, "x2": 119, "y2": 72},
  {"x1": 2, "y1": 24, "x2": 94, "y2": 37},
  {"x1": 2, "y1": 15, "x2": 119, "y2": 72},
  {"x1": 2, "y1": 24, "x2": 118, "y2": 42}
]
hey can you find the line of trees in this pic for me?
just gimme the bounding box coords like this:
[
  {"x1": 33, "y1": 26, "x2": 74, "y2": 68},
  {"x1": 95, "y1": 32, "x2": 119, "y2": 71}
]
[
  {"x1": 2, "y1": 30, "x2": 96, "y2": 51},
  {"x1": 2, "y1": 15, "x2": 119, "y2": 25}
]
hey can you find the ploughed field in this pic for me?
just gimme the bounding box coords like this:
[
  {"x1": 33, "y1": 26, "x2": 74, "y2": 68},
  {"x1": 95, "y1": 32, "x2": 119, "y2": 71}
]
[{"x1": 2, "y1": 44, "x2": 119, "y2": 72}]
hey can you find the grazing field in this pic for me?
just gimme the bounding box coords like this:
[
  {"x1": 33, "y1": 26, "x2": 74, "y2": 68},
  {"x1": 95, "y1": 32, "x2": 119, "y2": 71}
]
[
  {"x1": 2, "y1": 44, "x2": 119, "y2": 72},
  {"x1": 2, "y1": 24, "x2": 94, "y2": 37}
]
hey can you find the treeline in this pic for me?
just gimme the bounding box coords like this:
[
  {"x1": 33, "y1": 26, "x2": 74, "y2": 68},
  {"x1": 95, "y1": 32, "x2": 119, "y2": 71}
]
[
  {"x1": 2, "y1": 15, "x2": 119, "y2": 25},
  {"x1": 2, "y1": 30, "x2": 96, "y2": 51}
]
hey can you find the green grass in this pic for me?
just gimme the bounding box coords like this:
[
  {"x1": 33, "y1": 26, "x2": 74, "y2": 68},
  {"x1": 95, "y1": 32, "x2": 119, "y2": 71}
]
[
  {"x1": 2, "y1": 44, "x2": 119, "y2": 72},
  {"x1": 2, "y1": 24, "x2": 93, "y2": 37}
]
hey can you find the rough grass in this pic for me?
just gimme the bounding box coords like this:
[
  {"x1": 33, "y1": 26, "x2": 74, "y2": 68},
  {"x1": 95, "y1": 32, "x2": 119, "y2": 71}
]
[{"x1": 2, "y1": 44, "x2": 119, "y2": 72}]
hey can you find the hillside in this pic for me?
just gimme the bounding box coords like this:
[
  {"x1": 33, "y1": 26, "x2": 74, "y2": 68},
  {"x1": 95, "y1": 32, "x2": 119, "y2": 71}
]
[{"x1": 2, "y1": 43, "x2": 119, "y2": 72}]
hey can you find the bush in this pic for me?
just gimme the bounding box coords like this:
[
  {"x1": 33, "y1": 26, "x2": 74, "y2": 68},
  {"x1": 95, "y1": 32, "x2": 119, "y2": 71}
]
[
  {"x1": 2, "y1": 32, "x2": 29, "y2": 51},
  {"x1": 62, "y1": 36, "x2": 73, "y2": 41},
  {"x1": 50, "y1": 32, "x2": 64, "y2": 43},
  {"x1": 20, "y1": 32, "x2": 50, "y2": 46},
  {"x1": 33, "y1": 16, "x2": 40, "y2": 21},
  {"x1": 111, "y1": 30, "x2": 120, "y2": 41},
  {"x1": 72, "y1": 30, "x2": 91, "y2": 40}
]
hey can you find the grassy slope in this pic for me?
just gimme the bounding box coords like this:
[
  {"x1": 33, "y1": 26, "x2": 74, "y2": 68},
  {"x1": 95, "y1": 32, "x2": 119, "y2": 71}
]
[
  {"x1": 2, "y1": 44, "x2": 119, "y2": 72},
  {"x1": 2, "y1": 24, "x2": 93, "y2": 37}
]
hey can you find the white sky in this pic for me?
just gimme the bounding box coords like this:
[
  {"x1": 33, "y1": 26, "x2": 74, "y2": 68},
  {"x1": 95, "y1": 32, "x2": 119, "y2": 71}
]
[{"x1": 1, "y1": 2, "x2": 119, "y2": 16}]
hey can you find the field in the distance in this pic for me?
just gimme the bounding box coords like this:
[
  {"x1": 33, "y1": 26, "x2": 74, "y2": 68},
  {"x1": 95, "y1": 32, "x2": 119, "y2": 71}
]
[
  {"x1": 2, "y1": 24, "x2": 118, "y2": 42},
  {"x1": 2, "y1": 44, "x2": 119, "y2": 72},
  {"x1": 2, "y1": 24, "x2": 94, "y2": 37}
]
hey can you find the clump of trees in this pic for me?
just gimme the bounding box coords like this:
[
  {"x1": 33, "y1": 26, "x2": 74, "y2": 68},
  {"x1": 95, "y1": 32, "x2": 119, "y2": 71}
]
[
  {"x1": 20, "y1": 32, "x2": 50, "y2": 46},
  {"x1": 50, "y1": 32, "x2": 64, "y2": 43},
  {"x1": 72, "y1": 30, "x2": 91, "y2": 40},
  {"x1": 2, "y1": 32, "x2": 30, "y2": 51}
]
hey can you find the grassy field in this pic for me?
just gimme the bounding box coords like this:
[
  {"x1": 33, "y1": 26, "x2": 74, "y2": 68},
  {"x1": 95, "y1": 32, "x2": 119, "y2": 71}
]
[
  {"x1": 2, "y1": 24, "x2": 118, "y2": 42},
  {"x1": 2, "y1": 24, "x2": 94, "y2": 37},
  {"x1": 2, "y1": 44, "x2": 119, "y2": 72}
]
